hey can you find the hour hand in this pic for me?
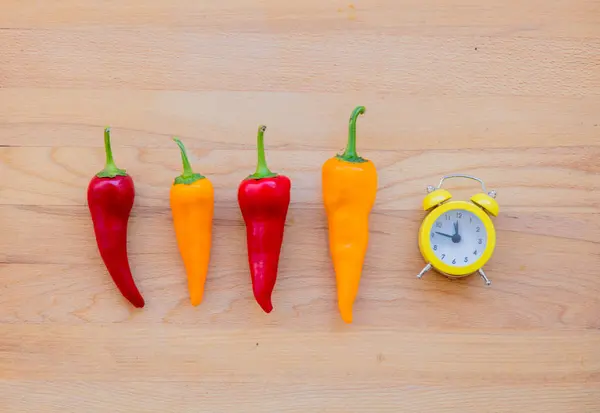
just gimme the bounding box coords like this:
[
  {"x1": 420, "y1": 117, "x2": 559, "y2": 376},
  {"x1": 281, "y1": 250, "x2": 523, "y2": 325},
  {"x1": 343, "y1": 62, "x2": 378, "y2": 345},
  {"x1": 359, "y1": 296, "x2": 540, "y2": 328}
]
[
  {"x1": 435, "y1": 231, "x2": 454, "y2": 238},
  {"x1": 453, "y1": 221, "x2": 459, "y2": 235}
]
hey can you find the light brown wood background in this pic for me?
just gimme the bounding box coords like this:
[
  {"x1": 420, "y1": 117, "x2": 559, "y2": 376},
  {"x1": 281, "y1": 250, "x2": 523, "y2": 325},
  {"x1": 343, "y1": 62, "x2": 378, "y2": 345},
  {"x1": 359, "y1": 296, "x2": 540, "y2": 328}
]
[{"x1": 1, "y1": 0, "x2": 600, "y2": 412}]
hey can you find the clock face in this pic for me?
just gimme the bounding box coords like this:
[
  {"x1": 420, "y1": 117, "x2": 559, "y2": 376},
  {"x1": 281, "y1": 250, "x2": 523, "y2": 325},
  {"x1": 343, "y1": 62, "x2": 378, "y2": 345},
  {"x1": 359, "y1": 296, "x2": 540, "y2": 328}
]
[{"x1": 429, "y1": 209, "x2": 488, "y2": 268}]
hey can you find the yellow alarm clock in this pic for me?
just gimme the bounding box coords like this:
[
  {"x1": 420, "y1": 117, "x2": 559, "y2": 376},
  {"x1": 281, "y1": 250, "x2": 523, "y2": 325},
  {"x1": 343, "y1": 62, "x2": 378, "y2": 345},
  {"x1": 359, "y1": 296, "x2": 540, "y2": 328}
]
[{"x1": 416, "y1": 174, "x2": 498, "y2": 285}]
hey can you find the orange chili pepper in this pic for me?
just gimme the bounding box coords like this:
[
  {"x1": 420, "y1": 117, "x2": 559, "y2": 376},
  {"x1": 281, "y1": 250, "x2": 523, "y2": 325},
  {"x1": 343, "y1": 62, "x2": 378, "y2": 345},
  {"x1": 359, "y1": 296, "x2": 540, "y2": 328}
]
[
  {"x1": 170, "y1": 138, "x2": 214, "y2": 306},
  {"x1": 322, "y1": 106, "x2": 377, "y2": 323}
]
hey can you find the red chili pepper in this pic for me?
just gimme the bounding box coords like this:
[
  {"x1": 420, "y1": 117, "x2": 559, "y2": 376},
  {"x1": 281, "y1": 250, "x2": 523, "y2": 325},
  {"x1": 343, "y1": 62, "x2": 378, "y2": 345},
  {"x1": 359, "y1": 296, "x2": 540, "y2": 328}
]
[
  {"x1": 87, "y1": 127, "x2": 145, "y2": 308},
  {"x1": 238, "y1": 125, "x2": 291, "y2": 313}
]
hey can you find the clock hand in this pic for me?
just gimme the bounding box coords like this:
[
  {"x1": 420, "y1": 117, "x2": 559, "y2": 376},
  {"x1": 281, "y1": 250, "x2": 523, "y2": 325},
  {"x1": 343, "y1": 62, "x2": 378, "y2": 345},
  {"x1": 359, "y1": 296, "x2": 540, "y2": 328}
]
[
  {"x1": 435, "y1": 231, "x2": 454, "y2": 238},
  {"x1": 452, "y1": 221, "x2": 461, "y2": 243}
]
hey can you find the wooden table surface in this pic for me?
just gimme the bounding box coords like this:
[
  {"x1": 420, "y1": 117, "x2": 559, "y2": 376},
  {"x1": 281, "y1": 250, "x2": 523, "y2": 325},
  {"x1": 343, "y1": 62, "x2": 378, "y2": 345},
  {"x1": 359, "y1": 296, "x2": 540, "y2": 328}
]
[{"x1": 1, "y1": 1, "x2": 599, "y2": 412}]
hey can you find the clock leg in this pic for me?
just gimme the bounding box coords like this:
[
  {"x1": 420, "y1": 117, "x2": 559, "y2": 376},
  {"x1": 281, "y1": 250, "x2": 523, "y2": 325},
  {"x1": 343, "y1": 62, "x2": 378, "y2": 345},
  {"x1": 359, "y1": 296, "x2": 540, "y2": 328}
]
[
  {"x1": 478, "y1": 268, "x2": 491, "y2": 285},
  {"x1": 417, "y1": 263, "x2": 432, "y2": 279}
]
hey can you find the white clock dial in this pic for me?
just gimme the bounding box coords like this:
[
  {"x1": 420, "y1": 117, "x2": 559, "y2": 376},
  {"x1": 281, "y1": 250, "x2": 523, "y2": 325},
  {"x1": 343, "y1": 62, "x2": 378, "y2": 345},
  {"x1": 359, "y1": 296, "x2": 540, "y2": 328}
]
[{"x1": 429, "y1": 209, "x2": 487, "y2": 267}]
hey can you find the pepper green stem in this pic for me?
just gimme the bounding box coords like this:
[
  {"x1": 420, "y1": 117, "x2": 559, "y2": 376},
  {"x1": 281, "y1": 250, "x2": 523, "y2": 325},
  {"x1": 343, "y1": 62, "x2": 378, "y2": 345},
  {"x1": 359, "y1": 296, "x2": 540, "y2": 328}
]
[
  {"x1": 337, "y1": 106, "x2": 367, "y2": 163},
  {"x1": 173, "y1": 137, "x2": 205, "y2": 185},
  {"x1": 96, "y1": 127, "x2": 127, "y2": 178},
  {"x1": 247, "y1": 125, "x2": 277, "y2": 180}
]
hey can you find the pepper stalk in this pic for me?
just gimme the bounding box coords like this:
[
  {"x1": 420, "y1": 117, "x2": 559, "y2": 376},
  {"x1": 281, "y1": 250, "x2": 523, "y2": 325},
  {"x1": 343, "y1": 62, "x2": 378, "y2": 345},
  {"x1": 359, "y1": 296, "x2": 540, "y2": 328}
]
[
  {"x1": 173, "y1": 137, "x2": 205, "y2": 185},
  {"x1": 97, "y1": 127, "x2": 128, "y2": 178},
  {"x1": 338, "y1": 106, "x2": 367, "y2": 163},
  {"x1": 247, "y1": 125, "x2": 278, "y2": 180}
]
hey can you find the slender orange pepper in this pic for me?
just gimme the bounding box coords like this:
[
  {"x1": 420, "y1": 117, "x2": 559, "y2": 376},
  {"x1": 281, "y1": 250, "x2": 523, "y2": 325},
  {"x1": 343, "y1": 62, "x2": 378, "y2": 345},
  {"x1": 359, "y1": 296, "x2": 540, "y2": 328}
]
[
  {"x1": 322, "y1": 106, "x2": 377, "y2": 323},
  {"x1": 170, "y1": 137, "x2": 214, "y2": 306}
]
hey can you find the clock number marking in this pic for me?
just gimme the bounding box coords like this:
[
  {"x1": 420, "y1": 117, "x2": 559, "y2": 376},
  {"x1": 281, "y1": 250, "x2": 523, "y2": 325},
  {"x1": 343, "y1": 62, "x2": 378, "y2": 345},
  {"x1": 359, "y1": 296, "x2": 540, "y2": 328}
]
[
  {"x1": 445, "y1": 214, "x2": 451, "y2": 220},
  {"x1": 478, "y1": 239, "x2": 483, "y2": 244},
  {"x1": 441, "y1": 254, "x2": 446, "y2": 259},
  {"x1": 436, "y1": 222, "x2": 443, "y2": 228},
  {"x1": 433, "y1": 245, "x2": 438, "y2": 251},
  {"x1": 476, "y1": 226, "x2": 481, "y2": 232},
  {"x1": 473, "y1": 250, "x2": 477, "y2": 255},
  {"x1": 452, "y1": 258, "x2": 456, "y2": 264},
  {"x1": 464, "y1": 257, "x2": 468, "y2": 263},
  {"x1": 457, "y1": 212, "x2": 462, "y2": 218}
]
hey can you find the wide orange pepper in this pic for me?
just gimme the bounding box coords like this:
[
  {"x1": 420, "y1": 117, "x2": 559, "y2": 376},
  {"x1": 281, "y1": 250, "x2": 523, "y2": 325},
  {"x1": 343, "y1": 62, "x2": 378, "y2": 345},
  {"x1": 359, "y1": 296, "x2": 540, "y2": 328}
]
[
  {"x1": 322, "y1": 106, "x2": 377, "y2": 323},
  {"x1": 170, "y1": 138, "x2": 214, "y2": 306}
]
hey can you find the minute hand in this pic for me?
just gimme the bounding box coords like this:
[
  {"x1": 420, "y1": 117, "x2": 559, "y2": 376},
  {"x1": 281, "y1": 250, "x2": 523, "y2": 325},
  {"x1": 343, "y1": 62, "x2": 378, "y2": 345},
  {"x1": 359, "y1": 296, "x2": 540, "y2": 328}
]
[{"x1": 452, "y1": 221, "x2": 461, "y2": 243}]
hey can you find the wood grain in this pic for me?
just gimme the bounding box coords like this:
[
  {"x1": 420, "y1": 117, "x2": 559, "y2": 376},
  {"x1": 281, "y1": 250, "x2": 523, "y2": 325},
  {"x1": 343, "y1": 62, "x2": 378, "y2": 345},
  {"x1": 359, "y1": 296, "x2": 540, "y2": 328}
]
[{"x1": 1, "y1": 1, "x2": 599, "y2": 412}]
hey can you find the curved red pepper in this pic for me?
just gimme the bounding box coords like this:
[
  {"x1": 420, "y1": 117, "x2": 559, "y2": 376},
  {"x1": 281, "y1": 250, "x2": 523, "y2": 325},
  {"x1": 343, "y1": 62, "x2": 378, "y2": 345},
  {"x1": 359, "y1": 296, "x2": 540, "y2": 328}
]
[
  {"x1": 87, "y1": 127, "x2": 145, "y2": 308},
  {"x1": 238, "y1": 125, "x2": 291, "y2": 313}
]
